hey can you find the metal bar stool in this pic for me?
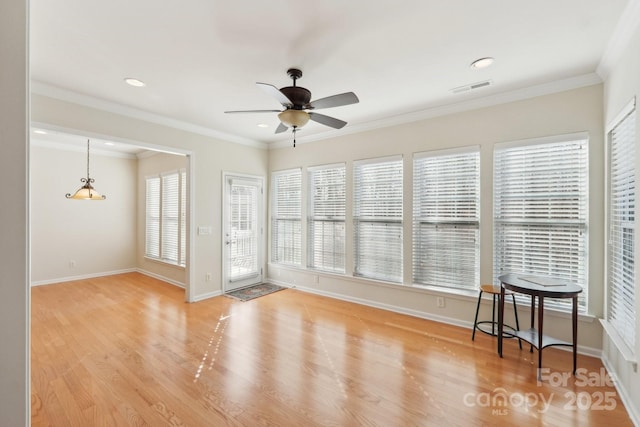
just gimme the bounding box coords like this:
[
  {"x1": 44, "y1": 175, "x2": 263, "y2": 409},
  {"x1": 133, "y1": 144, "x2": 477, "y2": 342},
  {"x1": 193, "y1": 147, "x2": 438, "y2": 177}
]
[{"x1": 472, "y1": 284, "x2": 522, "y2": 349}]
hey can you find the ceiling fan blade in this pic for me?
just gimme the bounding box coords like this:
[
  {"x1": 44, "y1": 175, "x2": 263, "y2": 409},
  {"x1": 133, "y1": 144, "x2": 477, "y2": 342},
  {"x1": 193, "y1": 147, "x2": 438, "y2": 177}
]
[
  {"x1": 275, "y1": 122, "x2": 288, "y2": 134},
  {"x1": 308, "y1": 92, "x2": 359, "y2": 110},
  {"x1": 257, "y1": 83, "x2": 293, "y2": 107},
  {"x1": 308, "y1": 112, "x2": 347, "y2": 129},
  {"x1": 224, "y1": 109, "x2": 282, "y2": 114}
]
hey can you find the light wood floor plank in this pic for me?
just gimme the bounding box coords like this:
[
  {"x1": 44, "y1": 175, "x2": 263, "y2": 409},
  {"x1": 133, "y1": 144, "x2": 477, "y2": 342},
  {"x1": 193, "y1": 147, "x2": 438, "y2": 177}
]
[{"x1": 31, "y1": 272, "x2": 634, "y2": 426}]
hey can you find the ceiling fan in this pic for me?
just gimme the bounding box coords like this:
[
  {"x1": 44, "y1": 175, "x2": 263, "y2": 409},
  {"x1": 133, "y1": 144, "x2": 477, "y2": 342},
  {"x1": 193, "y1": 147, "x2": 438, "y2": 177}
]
[{"x1": 225, "y1": 68, "x2": 359, "y2": 146}]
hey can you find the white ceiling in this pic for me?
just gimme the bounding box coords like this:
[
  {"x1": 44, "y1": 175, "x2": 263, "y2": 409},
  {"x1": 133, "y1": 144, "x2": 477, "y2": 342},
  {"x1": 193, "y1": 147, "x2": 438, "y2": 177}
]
[{"x1": 30, "y1": 0, "x2": 633, "y2": 148}]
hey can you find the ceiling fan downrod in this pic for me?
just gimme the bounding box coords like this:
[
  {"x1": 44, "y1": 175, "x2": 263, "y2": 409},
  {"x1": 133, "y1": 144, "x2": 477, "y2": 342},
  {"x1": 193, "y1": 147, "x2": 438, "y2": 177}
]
[{"x1": 287, "y1": 68, "x2": 302, "y2": 87}]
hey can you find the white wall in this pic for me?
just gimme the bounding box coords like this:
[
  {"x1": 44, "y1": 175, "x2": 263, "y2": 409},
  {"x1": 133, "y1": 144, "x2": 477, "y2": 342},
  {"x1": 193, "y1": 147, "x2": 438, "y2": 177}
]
[
  {"x1": 137, "y1": 152, "x2": 188, "y2": 285},
  {"x1": 30, "y1": 94, "x2": 270, "y2": 301},
  {"x1": 0, "y1": 0, "x2": 29, "y2": 425},
  {"x1": 268, "y1": 84, "x2": 606, "y2": 351},
  {"x1": 30, "y1": 145, "x2": 138, "y2": 284},
  {"x1": 601, "y1": 14, "x2": 640, "y2": 423}
]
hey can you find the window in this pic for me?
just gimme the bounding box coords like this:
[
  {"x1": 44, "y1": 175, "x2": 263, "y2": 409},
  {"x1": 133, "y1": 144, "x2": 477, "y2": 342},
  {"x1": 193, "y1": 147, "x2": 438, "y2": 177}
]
[
  {"x1": 308, "y1": 164, "x2": 346, "y2": 273},
  {"x1": 494, "y1": 135, "x2": 589, "y2": 311},
  {"x1": 353, "y1": 156, "x2": 403, "y2": 282},
  {"x1": 145, "y1": 169, "x2": 187, "y2": 266},
  {"x1": 607, "y1": 99, "x2": 636, "y2": 351},
  {"x1": 271, "y1": 169, "x2": 302, "y2": 265},
  {"x1": 413, "y1": 148, "x2": 480, "y2": 290},
  {"x1": 145, "y1": 177, "x2": 160, "y2": 258}
]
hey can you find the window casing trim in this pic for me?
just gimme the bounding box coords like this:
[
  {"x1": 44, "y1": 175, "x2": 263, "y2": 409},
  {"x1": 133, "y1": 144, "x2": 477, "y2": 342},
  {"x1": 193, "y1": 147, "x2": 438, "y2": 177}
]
[
  {"x1": 412, "y1": 147, "x2": 480, "y2": 290},
  {"x1": 493, "y1": 131, "x2": 589, "y2": 151},
  {"x1": 604, "y1": 97, "x2": 636, "y2": 354},
  {"x1": 493, "y1": 135, "x2": 589, "y2": 312},
  {"x1": 144, "y1": 169, "x2": 187, "y2": 267},
  {"x1": 606, "y1": 97, "x2": 636, "y2": 133},
  {"x1": 271, "y1": 168, "x2": 303, "y2": 266}
]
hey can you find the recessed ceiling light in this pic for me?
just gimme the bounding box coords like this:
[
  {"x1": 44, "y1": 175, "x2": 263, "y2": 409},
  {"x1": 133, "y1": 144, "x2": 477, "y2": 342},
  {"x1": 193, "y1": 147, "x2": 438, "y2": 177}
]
[
  {"x1": 257, "y1": 123, "x2": 269, "y2": 128},
  {"x1": 470, "y1": 57, "x2": 495, "y2": 69},
  {"x1": 104, "y1": 142, "x2": 115, "y2": 146},
  {"x1": 33, "y1": 130, "x2": 47, "y2": 135},
  {"x1": 124, "y1": 77, "x2": 146, "y2": 87}
]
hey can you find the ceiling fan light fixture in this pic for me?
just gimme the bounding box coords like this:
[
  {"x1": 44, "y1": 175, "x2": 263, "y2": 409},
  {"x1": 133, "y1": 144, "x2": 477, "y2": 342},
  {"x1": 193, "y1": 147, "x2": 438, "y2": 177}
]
[{"x1": 278, "y1": 110, "x2": 310, "y2": 128}]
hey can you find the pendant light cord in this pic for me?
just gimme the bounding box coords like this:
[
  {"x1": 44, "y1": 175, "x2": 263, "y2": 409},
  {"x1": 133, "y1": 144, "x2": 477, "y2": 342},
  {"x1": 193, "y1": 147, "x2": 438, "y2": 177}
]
[{"x1": 86, "y1": 139, "x2": 91, "y2": 180}]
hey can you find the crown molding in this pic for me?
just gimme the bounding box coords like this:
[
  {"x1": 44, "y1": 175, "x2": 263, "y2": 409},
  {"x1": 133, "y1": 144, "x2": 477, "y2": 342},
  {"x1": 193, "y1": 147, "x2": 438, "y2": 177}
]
[
  {"x1": 597, "y1": 0, "x2": 640, "y2": 79},
  {"x1": 270, "y1": 73, "x2": 603, "y2": 149},
  {"x1": 30, "y1": 138, "x2": 138, "y2": 159},
  {"x1": 31, "y1": 121, "x2": 193, "y2": 157},
  {"x1": 31, "y1": 81, "x2": 268, "y2": 150},
  {"x1": 32, "y1": 72, "x2": 602, "y2": 153}
]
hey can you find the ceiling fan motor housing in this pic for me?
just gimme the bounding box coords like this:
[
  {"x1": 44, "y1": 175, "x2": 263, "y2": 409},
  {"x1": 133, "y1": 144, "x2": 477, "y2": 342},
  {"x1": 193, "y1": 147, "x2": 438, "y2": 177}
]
[{"x1": 280, "y1": 86, "x2": 311, "y2": 109}]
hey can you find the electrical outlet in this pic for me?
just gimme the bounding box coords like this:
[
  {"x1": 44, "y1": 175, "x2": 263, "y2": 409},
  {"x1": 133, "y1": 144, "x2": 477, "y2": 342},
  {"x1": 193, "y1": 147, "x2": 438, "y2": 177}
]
[
  {"x1": 69, "y1": 260, "x2": 76, "y2": 268},
  {"x1": 205, "y1": 273, "x2": 211, "y2": 282},
  {"x1": 437, "y1": 297, "x2": 445, "y2": 308}
]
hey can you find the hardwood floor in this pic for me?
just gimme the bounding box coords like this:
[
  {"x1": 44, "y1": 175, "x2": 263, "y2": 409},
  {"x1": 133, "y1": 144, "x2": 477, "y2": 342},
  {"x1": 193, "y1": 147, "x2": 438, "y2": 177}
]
[{"x1": 31, "y1": 273, "x2": 633, "y2": 426}]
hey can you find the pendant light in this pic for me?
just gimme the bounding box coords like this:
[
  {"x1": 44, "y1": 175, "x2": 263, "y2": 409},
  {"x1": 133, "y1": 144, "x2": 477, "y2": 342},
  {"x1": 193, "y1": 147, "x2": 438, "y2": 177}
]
[{"x1": 65, "y1": 139, "x2": 106, "y2": 200}]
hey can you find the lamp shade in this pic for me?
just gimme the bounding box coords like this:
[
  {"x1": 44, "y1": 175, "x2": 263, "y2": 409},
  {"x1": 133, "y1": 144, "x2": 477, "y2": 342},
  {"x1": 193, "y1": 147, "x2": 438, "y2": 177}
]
[
  {"x1": 66, "y1": 181, "x2": 105, "y2": 200},
  {"x1": 278, "y1": 110, "x2": 310, "y2": 128}
]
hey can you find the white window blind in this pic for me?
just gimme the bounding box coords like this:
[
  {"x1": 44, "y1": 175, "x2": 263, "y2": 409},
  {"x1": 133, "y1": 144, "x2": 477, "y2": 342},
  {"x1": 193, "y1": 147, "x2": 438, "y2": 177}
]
[
  {"x1": 308, "y1": 164, "x2": 346, "y2": 273},
  {"x1": 354, "y1": 156, "x2": 403, "y2": 282},
  {"x1": 413, "y1": 148, "x2": 480, "y2": 290},
  {"x1": 271, "y1": 169, "x2": 302, "y2": 265},
  {"x1": 145, "y1": 177, "x2": 161, "y2": 258},
  {"x1": 494, "y1": 136, "x2": 589, "y2": 311},
  {"x1": 607, "y1": 102, "x2": 636, "y2": 351},
  {"x1": 145, "y1": 170, "x2": 186, "y2": 267},
  {"x1": 162, "y1": 173, "x2": 180, "y2": 263},
  {"x1": 180, "y1": 171, "x2": 187, "y2": 266}
]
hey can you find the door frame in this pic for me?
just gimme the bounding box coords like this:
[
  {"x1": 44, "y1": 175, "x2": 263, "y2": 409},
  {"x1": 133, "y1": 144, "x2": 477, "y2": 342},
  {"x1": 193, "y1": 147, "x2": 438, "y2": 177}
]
[{"x1": 221, "y1": 171, "x2": 265, "y2": 293}]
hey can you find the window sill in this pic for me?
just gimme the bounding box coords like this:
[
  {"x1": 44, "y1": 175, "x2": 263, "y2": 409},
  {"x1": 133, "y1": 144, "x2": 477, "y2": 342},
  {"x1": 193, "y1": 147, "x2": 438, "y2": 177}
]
[
  {"x1": 269, "y1": 263, "x2": 596, "y2": 323},
  {"x1": 600, "y1": 318, "x2": 638, "y2": 368},
  {"x1": 144, "y1": 256, "x2": 186, "y2": 270}
]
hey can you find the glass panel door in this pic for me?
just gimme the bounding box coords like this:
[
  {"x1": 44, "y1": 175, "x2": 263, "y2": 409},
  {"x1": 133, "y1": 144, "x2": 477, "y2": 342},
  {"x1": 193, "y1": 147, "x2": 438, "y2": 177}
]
[{"x1": 223, "y1": 174, "x2": 263, "y2": 292}]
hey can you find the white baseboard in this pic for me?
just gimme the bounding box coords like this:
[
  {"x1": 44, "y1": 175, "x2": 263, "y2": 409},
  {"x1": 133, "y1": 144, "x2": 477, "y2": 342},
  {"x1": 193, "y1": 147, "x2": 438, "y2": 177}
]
[
  {"x1": 601, "y1": 353, "x2": 640, "y2": 427},
  {"x1": 193, "y1": 290, "x2": 222, "y2": 302},
  {"x1": 30, "y1": 268, "x2": 137, "y2": 286},
  {"x1": 32, "y1": 269, "x2": 218, "y2": 302},
  {"x1": 270, "y1": 278, "x2": 470, "y2": 329},
  {"x1": 269, "y1": 278, "x2": 602, "y2": 358},
  {"x1": 136, "y1": 269, "x2": 185, "y2": 289}
]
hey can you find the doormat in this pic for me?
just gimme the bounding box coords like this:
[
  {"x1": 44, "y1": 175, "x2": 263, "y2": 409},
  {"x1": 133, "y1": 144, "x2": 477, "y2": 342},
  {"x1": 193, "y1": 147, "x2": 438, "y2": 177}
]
[{"x1": 225, "y1": 283, "x2": 285, "y2": 302}]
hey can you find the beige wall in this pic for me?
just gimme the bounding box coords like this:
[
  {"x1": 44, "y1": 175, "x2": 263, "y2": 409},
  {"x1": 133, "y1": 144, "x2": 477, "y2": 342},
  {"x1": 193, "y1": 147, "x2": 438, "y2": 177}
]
[
  {"x1": 31, "y1": 94, "x2": 270, "y2": 301},
  {"x1": 30, "y1": 145, "x2": 138, "y2": 284},
  {"x1": 602, "y1": 18, "x2": 640, "y2": 422},
  {"x1": 268, "y1": 84, "x2": 606, "y2": 351},
  {"x1": 0, "y1": 0, "x2": 29, "y2": 425},
  {"x1": 137, "y1": 152, "x2": 189, "y2": 285}
]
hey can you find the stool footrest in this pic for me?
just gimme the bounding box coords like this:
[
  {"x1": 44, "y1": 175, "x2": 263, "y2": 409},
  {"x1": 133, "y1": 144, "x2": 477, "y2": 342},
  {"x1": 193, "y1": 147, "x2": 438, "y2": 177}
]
[
  {"x1": 475, "y1": 321, "x2": 518, "y2": 338},
  {"x1": 472, "y1": 288, "x2": 522, "y2": 350}
]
